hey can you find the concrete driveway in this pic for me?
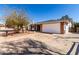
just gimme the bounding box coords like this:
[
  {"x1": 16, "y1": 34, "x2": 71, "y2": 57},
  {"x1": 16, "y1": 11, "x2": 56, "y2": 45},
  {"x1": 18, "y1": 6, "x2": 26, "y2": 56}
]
[
  {"x1": 52, "y1": 32, "x2": 79, "y2": 55},
  {"x1": 53, "y1": 32, "x2": 79, "y2": 42}
]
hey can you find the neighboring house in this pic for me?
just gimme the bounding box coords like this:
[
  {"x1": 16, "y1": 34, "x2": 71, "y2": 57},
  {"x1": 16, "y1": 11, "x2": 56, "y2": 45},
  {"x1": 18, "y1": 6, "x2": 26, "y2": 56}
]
[
  {"x1": 29, "y1": 19, "x2": 72, "y2": 34},
  {"x1": 0, "y1": 24, "x2": 14, "y2": 30},
  {"x1": 0, "y1": 24, "x2": 5, "y2": 29}
]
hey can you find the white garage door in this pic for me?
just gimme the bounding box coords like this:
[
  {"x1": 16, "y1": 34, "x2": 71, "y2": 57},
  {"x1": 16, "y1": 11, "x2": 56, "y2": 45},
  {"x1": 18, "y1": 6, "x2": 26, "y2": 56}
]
[{"x1": 42, "y1": 23, "x2": 60, "y2": 33}]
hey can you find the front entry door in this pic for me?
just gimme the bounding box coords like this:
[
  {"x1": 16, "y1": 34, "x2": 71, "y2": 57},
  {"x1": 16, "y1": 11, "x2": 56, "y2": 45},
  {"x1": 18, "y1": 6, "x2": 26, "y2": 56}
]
[{"x1": 37, "y1": 25, "x2": 41, "y2": 31}]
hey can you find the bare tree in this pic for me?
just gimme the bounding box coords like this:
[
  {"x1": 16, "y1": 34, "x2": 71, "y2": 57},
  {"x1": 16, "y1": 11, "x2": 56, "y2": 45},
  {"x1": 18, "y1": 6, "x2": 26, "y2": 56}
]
[{"x1": 5, "y1": 10, "x2": 30, "y2": 33}]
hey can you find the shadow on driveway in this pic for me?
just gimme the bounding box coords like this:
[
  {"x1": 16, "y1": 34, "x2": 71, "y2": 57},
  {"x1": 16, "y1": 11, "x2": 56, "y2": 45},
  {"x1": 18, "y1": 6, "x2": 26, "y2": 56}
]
[
  {"x1": 66, "y1": 42, "x2": 76, "y2": 55},
  {"x1": 75, "y1": 44, "x2": 79, "y2": 55},
  {"x1": 0, "y1": 38, "x2": 63, "y2": 55},
  {"x1": 67, "y1": 42, "x2": 79, "y2": 55}
]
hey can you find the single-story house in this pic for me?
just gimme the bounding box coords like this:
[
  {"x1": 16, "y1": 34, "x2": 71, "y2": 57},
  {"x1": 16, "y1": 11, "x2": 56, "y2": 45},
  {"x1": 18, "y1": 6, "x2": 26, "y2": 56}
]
[
  {"x1": 0, "y1": 24, "x2": 5, "y2": 29},
  {"x1": 29, "y1": 19, "x2": 72, "y2": 34}
]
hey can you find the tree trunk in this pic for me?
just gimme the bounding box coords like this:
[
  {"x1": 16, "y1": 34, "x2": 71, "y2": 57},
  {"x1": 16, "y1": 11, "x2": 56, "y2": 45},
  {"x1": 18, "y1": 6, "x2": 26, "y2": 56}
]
[{"x1": 21, "y1": 26, "x2": 24, "y2": 33}]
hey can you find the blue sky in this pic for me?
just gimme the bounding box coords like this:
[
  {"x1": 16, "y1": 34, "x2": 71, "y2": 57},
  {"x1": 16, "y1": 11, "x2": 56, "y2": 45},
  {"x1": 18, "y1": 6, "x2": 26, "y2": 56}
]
[{"x1": 0, "y1": 4, "x2": 79, "y2": 24}]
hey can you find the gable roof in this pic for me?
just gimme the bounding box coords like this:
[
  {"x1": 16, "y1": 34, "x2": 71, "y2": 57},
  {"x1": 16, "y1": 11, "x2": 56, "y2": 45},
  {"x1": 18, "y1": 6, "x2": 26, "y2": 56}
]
[{"x1": 35, "y1": 19, "x2": 71, "y2": 24}]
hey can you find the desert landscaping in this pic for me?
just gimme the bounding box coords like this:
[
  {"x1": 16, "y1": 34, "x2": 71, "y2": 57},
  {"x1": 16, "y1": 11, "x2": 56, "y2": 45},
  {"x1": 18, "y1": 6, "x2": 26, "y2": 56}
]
[{"x1": 0, "y1": 31, "x2": 78, "y2": 55}]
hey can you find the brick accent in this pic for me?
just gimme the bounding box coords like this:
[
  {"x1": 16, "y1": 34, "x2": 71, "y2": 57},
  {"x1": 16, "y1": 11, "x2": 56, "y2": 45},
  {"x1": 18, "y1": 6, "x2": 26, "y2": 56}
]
[{"x1": 60, "y1": 22, "x2": 65, "y2": 34}]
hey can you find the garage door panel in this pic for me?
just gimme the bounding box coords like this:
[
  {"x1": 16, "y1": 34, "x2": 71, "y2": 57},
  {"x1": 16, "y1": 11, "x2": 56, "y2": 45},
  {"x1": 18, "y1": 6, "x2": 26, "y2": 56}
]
[{"x1": 42, "y1": 23, "x2": 60, "y2": 33}]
